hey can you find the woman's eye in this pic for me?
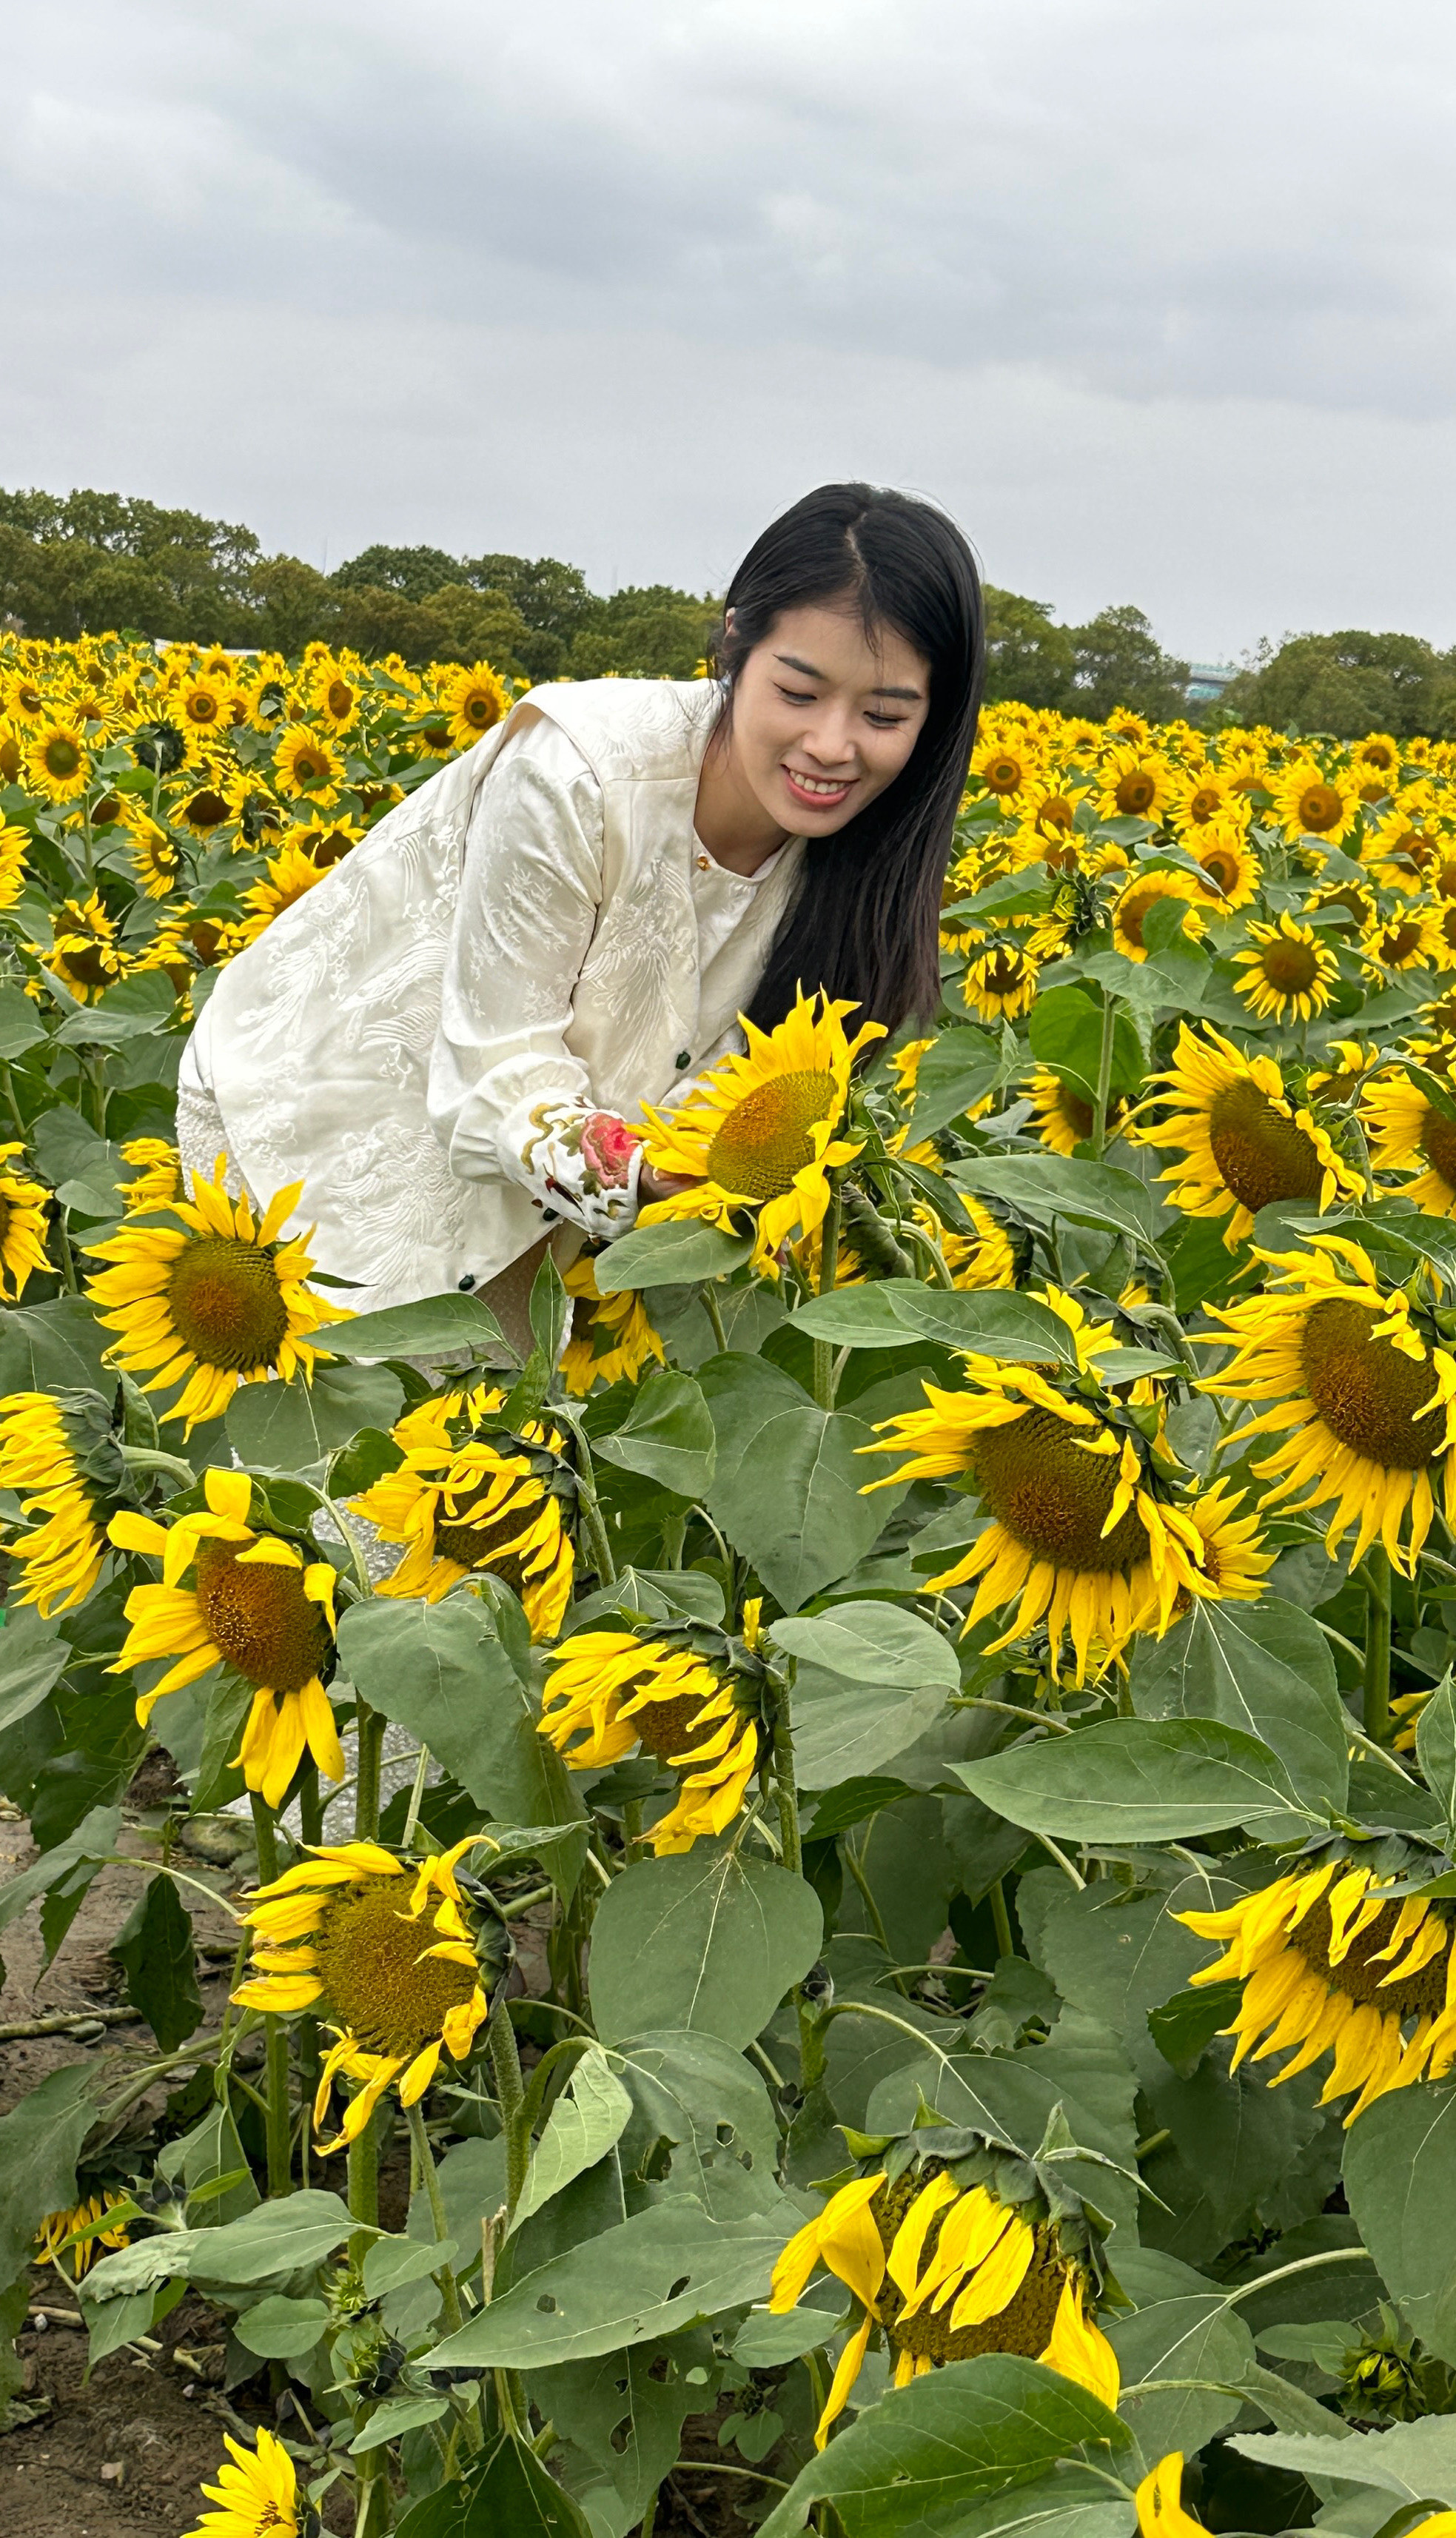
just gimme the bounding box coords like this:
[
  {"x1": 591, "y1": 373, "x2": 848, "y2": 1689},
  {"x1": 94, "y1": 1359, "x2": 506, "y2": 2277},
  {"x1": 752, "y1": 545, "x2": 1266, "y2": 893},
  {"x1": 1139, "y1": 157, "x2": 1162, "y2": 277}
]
[
  {"x1": 867, "y1": 711, "x2": 908, "y2": 729},
  {"x1": 775, "y1": 685, "x2": 817, "y2": 706}
]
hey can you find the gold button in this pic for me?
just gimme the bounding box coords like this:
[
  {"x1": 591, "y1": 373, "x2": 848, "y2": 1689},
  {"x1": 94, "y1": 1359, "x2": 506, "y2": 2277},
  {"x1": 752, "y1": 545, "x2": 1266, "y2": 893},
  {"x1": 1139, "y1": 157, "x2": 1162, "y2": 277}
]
[{"x1": 696, "y1": 853, "x2": 711, "y2": 870}]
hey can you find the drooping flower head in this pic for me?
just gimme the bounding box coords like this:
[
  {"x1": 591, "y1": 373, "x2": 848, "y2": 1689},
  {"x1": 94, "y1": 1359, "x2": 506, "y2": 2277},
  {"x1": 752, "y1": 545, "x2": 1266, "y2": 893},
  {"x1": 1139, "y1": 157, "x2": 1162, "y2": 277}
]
[
  {"x1": 233, "y1": 1838, "x2": 491, "y2": 2149},
  {"x1": 1361, "y1": 1064, "x2": 1456, "y2": 1217},
  {"x1": 118, "y1": 1136, "x2": 182, "y2": 1215},
  {"x1": 860, "y1": 1288, "x2": 1244, "y2": 1683},
  {"x1": 1027, "y1": 1068, "x2": 1130, "y2": 1159},
  {"x1": 962, "y1": 940, "x2": 1040, "y2": 1022},
  {"x1": 768, "y1": 2129, "x2": 1120, "y2": 2448},
  {"x1": 0, "y1": 1387, "x2": 126, "y2": 1615},
  {"x1": 180, "y1": 2424, "x2": 302, "y2": 2538},
  {"x1": 561, "y1": 1250, "x2": 665, "y2": 1396},
  {"x1": 0, "y1": 1142, "x2": 53, "y2": 1299},
  {"x1": 632, "y1": 988, "x2": 885, "y2": 1271},
  {"x1": 109, "y1": 1467, "x2": 343, "y2": 1808},
  {"x1": 1178, "y1": 1847, "x2": 1456, "y2": 2126},
  {"x1": 38, "y1": 891, "x2": 127, "y2": 1003},
  {"x1": 35, "y1": 2189, "x2": 132, "y2": 2283},
  {"x1": 352, "y1": 1382, "x2": 575, "y2": 1635},
  {"x1": 1137, "y1": 1024, "x2": 1363, "y2": 1249},
  {"x1": 540, "y1": 1622, "x2": 764, "y2": 1852},
  {"x1": 1200, "y1": 1234, "x2": 1456, "y2": 1576},
  {"x1": 87, "y1": 1161, "x2": 349, "y2": 1431}
]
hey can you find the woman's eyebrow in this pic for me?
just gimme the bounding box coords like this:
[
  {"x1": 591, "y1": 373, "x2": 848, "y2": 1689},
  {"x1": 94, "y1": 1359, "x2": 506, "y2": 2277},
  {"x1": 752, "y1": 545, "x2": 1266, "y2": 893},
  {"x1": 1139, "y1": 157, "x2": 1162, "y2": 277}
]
[{"x1": 774, "y1": 651, "x2": 924, "y2": 702}]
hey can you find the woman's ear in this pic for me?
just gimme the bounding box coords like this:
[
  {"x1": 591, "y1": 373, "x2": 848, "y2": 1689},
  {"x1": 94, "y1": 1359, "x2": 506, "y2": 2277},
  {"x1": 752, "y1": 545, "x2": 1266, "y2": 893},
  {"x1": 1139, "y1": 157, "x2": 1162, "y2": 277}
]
[{"x1": 723, "y1": 606, "x2": 737, "y2": 636}]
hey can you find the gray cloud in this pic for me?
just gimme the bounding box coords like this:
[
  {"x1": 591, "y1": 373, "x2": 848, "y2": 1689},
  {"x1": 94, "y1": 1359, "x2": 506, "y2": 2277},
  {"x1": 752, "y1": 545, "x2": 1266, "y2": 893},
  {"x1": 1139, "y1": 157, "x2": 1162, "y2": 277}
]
[{"x1": 4, "y1": 0, "x2": 1456, "y2": 658}]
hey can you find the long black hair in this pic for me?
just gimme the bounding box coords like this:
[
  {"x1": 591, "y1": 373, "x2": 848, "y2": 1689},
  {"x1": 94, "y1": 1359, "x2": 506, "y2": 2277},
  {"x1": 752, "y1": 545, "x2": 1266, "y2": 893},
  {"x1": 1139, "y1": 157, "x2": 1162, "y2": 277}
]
[{"x1": 713, "y1": 482, "x2": 984, "y2": 1039}]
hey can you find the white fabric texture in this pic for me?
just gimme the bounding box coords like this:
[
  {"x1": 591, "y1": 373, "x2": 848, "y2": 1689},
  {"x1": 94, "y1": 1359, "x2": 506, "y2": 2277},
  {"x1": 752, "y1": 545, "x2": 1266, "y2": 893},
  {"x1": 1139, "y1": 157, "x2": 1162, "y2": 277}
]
[{"x1": 182, "y1": 679, "x2": 805, "y2": 1313}]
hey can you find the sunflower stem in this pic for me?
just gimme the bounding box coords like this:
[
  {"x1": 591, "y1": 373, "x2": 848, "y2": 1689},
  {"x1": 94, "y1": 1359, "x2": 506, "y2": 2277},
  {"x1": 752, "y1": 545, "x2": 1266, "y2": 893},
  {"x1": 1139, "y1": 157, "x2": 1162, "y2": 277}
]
[
  {"x1": 121, "y1": 1444, "x2": 197, "y2": 1488},
  {"x1": 623, "y1": 1798, "x2": 645, "y2": 1865},
  {"x1": 701, "y1": 1282, "x2": 728, "y2": 1353},
  {"x1": 989, "y1": 1879, "x2": 1014, "y2": 1962},
  {"x1": 811, "y1": 1185, "x2": 842, "y2": 1411},
  {"x1": 1363, "y1": 1547, "x2": 1392, "y2": 1743},
  {"x1": 249, "y1": 1795, "x2": 292, "y2": 2198},
  {"x1": 567, "y1": 1424, "x2": 617, "y2": 1587},
  {"x1": 0, "y1": 1061, "x2": 28, "y2": 1143},
  {"x1": 1090, "y1": 990, "x2": 1118, "y2": 1162},
  {"x1": 489, "y1": 2004, "x2": 531, "y2": 2220},
  {"x1": 346, "y1": 2111, "x2": 380, "y2": 2230},
  {"x1": 404, "y1": 2101, "x2": 464, "y2": 2335},
  {"x1": 354, "y1": 1701, "x2": 384, "y2": 1842},
  {"x1": 50, "y1": 1205, "x2": 78, "y2": 1294},
  {"x1": 400, "y1": 1744, "x2": 431, "y2": 1848}
]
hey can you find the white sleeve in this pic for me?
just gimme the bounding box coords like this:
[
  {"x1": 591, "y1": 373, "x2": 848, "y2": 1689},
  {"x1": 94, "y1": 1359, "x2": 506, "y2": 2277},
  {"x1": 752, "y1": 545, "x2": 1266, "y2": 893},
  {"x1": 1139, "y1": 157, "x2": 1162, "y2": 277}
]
[{"x1": 426, "y1": 719, "x2": 643, "y2": 1240}]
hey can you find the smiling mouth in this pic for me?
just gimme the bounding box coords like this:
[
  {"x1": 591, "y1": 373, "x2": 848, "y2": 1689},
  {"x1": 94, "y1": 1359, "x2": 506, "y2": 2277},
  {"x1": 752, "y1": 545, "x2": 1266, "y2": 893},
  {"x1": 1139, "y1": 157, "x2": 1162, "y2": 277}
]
[{"x1": 784, "y1": 767, "x2": 853, "y2": 803}]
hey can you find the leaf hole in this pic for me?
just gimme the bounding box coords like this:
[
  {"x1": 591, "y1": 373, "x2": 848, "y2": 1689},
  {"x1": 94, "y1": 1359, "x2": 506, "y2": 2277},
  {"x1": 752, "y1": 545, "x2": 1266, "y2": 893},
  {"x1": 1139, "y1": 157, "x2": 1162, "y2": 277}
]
[
  {"x1": 610, "y1": 2415, "x2": 632, "y2": 2454},
  {"x1": 667, "y1": 2275, "x2": 691, "y2": 2300},
  {"x1": 648, "y1": 2355, "x2": 672, "y2": 2383},
  {"x1": 536, "y1": 2294, "x2": 557, "y2": 2313}
]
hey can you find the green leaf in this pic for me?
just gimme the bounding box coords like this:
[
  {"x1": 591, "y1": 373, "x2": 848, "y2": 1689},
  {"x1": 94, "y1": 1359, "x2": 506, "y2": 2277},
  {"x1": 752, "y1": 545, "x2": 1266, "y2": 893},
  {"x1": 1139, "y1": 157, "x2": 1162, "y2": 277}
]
[
  {"x1": 55, "y1": 969, "x2": 176, "y2": 1048},
  {"x1": 363, "y1": 2233, "x2": 460, "y2": 2300},
  {"x1": 1110, "y1": 2292, "x2": 1255, "y2": 2463},
  {"x1": 533, "y1": 2327, "x2": 717, "y2": 2534},
  {"x1": 1128, "y1": 1597, "x2": 1349, "y2": 1815},
  {"x1": 322, "y1": 1290, "x2": 514, "y2": 1362},
  {"x1": 30, "y1": 1107, "x2": 126, "y2": 1217},
  {"x1": 0, "y1": 1296, "x2": 110, "y2": 1394},
  {"x1": 609, "y1": 2029, "x2": 782, "y2": 2218},
  {"x1": 0, "y1": 2060, "x2": 104, "y2": 2289},
  {"x1": 429, "y1": 2203, "x2": 793, "y2": 2371},
  {"x1": 225, "y1": 1362, "x2": 404, "y2": 1466},
  {"x1": 530, "y1": 1249, "x2": 571, "y2": 1367},
  {"x1": 792, "y1": 1282, "x2": 1081, "y2": 1366},
  {"x1": 337, "y1": 1596, "x2": 586, "y2": 1893},
  {"x1": 459, "y1": 2429, "x2": 593, "y2": 2534},
  {"x1": 0, "y1": 985, "x2": 47, "y2": 1060},
  {"x1": 906, "y1": 1025, "x2": 1008, "y2": 1136},
  {"x1": 594, "y1": 1222, "x2": 754, "y2": 1291},
  {"x1": 1227, "y1": 2422, "x2": 1456, "y2": 2502},
  {"x1": 755, "y1": 2352, "x2": 1133, "y2": 2538},
  {"x1": 110, "y1": 1870, "x2": 202, "y2": 2051},
  {"x1": 1147, "y1": 1981, "x2": 1245, "y2": 2077},
  {"x1": 955, "y1": 1718, "x2": 1307, "y2": 1844},
  {"x1": 731, "y1": 2290, "x2": 849, "y2": 2364},
  {"x1": 698, "y1": 1353, "x2": 897, "y2": 1610},
  {"x1": 589, "y1": 1851, "x2": 822, "y2": 2049},
  {"x1": 86, "y1": 2187, "x2": 358, "y2": 2300},
  {"x1": 513, "y1": 2046, "x2": 635, "y2": 2231},
  {"x1": 771, "y1": 1601, "x2": 960, "y2": 1787},
  {"x1": 0, "y1": 1804, "x2": 121, "y2": 1942},
  {"x1": 0, "y1": 1607, "x2": 71, "y2": 1735},
  {"x1": 232, "y1": 2294, "x2": 330, "y2": 2358},
  {"x1": 803, "y1": 1777, "x2": 916, "y2": 1838},
  {"x1": 591, "y1": 1369, "x2": 717, "y2": 1496},
  {"x1": 1418, "y1": 1675, "x2": 1456, "y2": 1846},
  {"x1": 349, "y1": 2394, "x2": 454, "y2": 2455},
  {"x1": 1029, "y1": 986, "x2": 1144, "y2": 1105},
  {"x1": 1344, "y1": 2078, "x2": 1456, "y2": 2365},
  {"x1": 949, "y1": 1154, "x2": 1165, "y2": 1248}
]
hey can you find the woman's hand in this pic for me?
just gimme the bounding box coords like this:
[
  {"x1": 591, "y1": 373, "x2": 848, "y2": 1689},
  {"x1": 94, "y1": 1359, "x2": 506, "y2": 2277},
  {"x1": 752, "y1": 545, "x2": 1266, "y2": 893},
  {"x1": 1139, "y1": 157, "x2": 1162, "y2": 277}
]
[{"x1": 638, "y1": 1162, "x2": 698, "y2": 1202}]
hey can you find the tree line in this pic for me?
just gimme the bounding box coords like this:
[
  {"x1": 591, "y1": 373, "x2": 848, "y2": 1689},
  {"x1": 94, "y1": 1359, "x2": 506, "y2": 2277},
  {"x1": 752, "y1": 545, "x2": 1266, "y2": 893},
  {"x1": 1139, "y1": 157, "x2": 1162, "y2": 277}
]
[{"x1": 2, "y1": 485, "x2": 1452, "y2": 737}]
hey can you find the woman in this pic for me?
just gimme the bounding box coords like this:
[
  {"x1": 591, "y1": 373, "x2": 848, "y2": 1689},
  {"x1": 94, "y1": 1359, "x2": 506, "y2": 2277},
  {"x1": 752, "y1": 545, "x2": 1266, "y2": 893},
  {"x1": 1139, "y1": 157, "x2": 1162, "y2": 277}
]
[{"x1": 178, "y1": 482, "x2": 984, "y2": 1338}]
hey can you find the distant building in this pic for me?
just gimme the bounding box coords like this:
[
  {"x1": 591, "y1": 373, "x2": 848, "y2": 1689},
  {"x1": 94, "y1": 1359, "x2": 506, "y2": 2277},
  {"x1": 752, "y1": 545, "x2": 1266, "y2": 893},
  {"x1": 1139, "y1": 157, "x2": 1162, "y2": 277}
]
[{"x1": 1185, "y1": 661, "x2": 1238, "y2": 706}]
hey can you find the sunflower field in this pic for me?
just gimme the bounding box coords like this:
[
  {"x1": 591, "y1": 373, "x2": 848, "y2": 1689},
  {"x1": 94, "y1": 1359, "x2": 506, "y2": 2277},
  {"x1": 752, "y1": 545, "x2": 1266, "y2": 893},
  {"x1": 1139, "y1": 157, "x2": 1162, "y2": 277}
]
[{"x1": 15, "y1": 634, "x2": 1456, "y2": 2538}]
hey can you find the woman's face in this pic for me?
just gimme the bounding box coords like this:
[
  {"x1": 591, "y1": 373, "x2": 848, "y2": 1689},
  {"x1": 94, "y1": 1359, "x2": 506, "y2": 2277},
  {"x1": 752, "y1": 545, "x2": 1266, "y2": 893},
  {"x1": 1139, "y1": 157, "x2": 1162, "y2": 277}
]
[{"x1": 728, "y1": 602, "x2": 932, "y2": 839}]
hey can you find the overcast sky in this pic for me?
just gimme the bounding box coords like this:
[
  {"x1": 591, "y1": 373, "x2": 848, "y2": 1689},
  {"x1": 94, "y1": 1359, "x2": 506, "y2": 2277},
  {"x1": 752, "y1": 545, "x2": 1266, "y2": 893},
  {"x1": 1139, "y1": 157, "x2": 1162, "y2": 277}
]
[{"x1": 5, "y1": 0, "x2": 1456, "y2": 661}]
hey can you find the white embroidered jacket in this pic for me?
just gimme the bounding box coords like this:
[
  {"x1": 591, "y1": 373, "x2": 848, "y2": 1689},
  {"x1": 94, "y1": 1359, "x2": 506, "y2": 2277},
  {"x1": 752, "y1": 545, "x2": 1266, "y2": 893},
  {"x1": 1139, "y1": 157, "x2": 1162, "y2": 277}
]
[{"x1": 181, "y1": 678, "x2": 805, "y2": 1313}]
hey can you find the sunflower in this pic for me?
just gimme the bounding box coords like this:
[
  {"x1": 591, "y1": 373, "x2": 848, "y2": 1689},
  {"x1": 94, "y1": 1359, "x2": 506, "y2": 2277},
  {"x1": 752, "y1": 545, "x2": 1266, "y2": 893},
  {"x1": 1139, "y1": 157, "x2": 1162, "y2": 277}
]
[
  {"x1": 24, "y1": 720, "x2": 91, "y2": 803},
  {"x1": 860, "y1": 1288, "x2": 1218, "y2": 1682},
  {"x1": 941, "y1": 1193, "x2": 1020, "y2": 1290},
  {"x1": 0, "y1": 820, "x2": 27, "y2": 909},
  {"x1": 272, "y1": 726, "x2": 343, "y2": 805},
  {"x1": 174, "y1": 676, "x2": 229, "y2": 738},
  {"x1": 1189, "y1": 819, "x2": 1260, "y2": 908},
  {"x1": 439, "y1": 660, "x2": 511, "y2": 750},
  {"x1": 232, "y1": 1839, "x2": 490, "y2": 2149},
  {"x1": 1178, "y1": 1857, "x2": 1456, "y2": 2125},
  {"x1": 888, "y1": 1037, "x2": 936, "y2": 1102},
  {"x1": 1351, "y1": 732, "x2": 1402, "y2": 783},
  {"x1": 1363, "y1": 1065, "x2": 1456, "y2": 1212},
  {"x1": 1306, "y1": 1038, "x2": 1381, "y2": 1106},
  {"x1": 1138, "y1": 1025, "x2": 1363, "y2": 1248},
  {"x1": 181, "y1": 2425, "x2": 303, "y2": 2538},
  {"x1": 43, "y1": 893, "x2": 127, "y2": 1003},
  {"x1": 560, "y1": 1251, "x2": 665, "y2": 1396},
  {"x1": 241, "y1": 844, "x2": 328, "y2": 940},
  {"x1": 119, "y1": 1136, "x2": 182, "y2": 1213},
  {"x1": 1271, "y1": 760, "x2": 1360, "y2": 847},
  {"x1": 352, "y1": 1384, "x2": 574, "y2": 1635},
  {"x1": 1231, "y1": 914, "x2": 1340, "y2": 1025},
  {"x1": 118, "y1": 805, "x2": 185, "y2": 897},
  {"x1": 1135, "y1": 2454, "x2": 1210, "y2": 2538},
  {"x1": 1176, "y1": 1479, "x2": 1274, "y2": 1610},
  {"x1": 970, "y1": 734, "x2": 1039, "y2": 800},
  {"x1": 1200, "y1": 1234, "x2": 1456, "y2": 1573},
  {"x1": 296, "y1": 812, "x2": 363, "y2": 868},
  {"x1": 172, "y1": 772, "x2": 240, "y2": 837},
  {"x1": 109, "y1": 1467, "x2": 343, "y2": 1806},
  {"x1": 0, "y1": 1142, "x2": 52, "y2": 1299},
  {"x1": 768, "y1": 2160, "x2": 1118, "y2": 2449},
  {"x1": 540, "y1": 1629, "x2": 761, "y2": 1852},
  {"x1": 87, "y1": 1162, "x2": 349, "y2": 1431},
  {"x1": 1098, "y1": 741, "x2": 1170, "y2": 823},
  {"x1": 1362, "y1": 905, "x2": 1448, "y2": 975},
  {"x1": 306, "y1": 659, "x2": 362, "y2": 734},
  {"x1": 960, "y1": 940, "x2": 1040, "y2": 1022},
  {"x1": 634, "y1": 988, "x2": 884, "y2": 1273},
  {"x1": 1167, "y1": 768, "x2": 1249, "y2": 837},
  {"x1": 1020, "y1": 774, "x2": 1092, "y2": 848},
  {"x1": 0, "y1": 1389, "x2": 121, "y2": 1616},
  {"x1": 1, "y1": 669, "x2": 44, "y2": 723},
  {"x1": 1027, "y1": 1068, "x2": 1129, "y2": 1157},
  {"x1": 1110, "y1": 870, "x2": 1205, "y2": 962},
  {"x1": 36, "y1": 2189, "x2": 132, "y2": 2283}
]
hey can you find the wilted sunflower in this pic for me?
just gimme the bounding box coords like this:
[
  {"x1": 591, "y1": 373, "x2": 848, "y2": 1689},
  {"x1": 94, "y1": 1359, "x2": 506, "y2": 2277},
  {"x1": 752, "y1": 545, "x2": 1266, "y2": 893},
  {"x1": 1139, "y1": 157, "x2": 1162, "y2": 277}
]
[
  {"x1": 1138, "y1": 1025, "x2": 1363, "y2": 1248},
  {"x1": 352, "y1": 1384, "x2": 575, "y2": 1635},
  {"x1": 24, "y1": 719, "x2": 92, "y2": 803},
  {"x1": 439, "y1": 660, "x2": 511, "y2": 749},
  {"x1": 561, "y1": 1251, "x2": 665, "y2": 1395},
  {"x1": 1232, "y1": 914, "x2": 1340, "y2": 1025},
  {"x1": 233, "y1": 1839, "x2": 490, "y2": 2149},
  {"x1": 861, "y1": 1288, "x2": 1218, "y2": 1681},
  {"x1": 962, "y1": 940, "x2": 1039, "y2": 1022},
  {"x1": 1272, "y1": 760, "x2": 1360, "y2": 846},
  {"x1": 41, "y1": 892, "x2": 127, "y2": 1003},
  {"x1": 1200, "y1": 1233, "x2": 1456, "y2": 1573},
  {"x1": 0, "y1": 1388, "x2": 123, "y2": 1616},
  {"x1": 118, "y1": 1136, "x2": 182, "y2": 1214},
  {"x1": 181, "y1": 2424, "x2": 303, "y2": 2538},
  {"x1": 540, "y1": 1627, "x2": 762, "y2": 1852},
  {"x1": 634, "y1": 988, "x2": 885, "y2": 1272},
  {"x1": 35, "y1": 2189, "x2": 132, "y2": 2282},
  {"x1": 109, "y1": 1467, "x2": 343, "y2": 1807},
  {"x1": 1179, "y1": 1856, "x2": 1456, "y2": 2124},
  {"x1": 272, "y1": 725, "x2": 343, "y2": 805},
  {"x1": 1109, "y1": 870, "x2": 1205, "y2": 963},
  {"x1": 1027, "y1": 1068, "x2": 1129, "y2": 1158},
  {"x1": 241, "y1": 843, "x2": 327, "y2": 940},
  {"x1": 769, "y1": 2158, "x2": 1118, "y2": 2448},
  {"x1": 0, "y1": 1142, "x2": 52, "y2": 1298},
  {"x1": 87, "y1": 1162, "x2": 348, "y2": 1430}
]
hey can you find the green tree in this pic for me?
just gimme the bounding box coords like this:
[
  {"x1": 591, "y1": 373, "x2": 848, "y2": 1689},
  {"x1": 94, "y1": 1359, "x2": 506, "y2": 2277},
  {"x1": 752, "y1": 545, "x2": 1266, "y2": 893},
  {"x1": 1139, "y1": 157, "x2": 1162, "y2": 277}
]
[
  {"x1": 329, "y1": 543, "x2": 461, "y2": 603},
  {"x1": 1217, "y1": 629, "x2": 1456, "y2": 739},
  {"x1": 568, "y1": 584, "x2": 718, "y2": 680},
  {"x1": 465, "y1": 553, "x2": 597, "y2": 682},
  {"x1": 249, "y1": 556, "x2": 340, "y2": 655},
  {"x1": 0, "y1": 488, "x2": 260, "y2": 643},
  {"x1": 980, "y1": 586, "x2": 1075, "y2": 709},
  {"x1": 1067, "y1": 603, "x2": 1191, "y2": 721}
]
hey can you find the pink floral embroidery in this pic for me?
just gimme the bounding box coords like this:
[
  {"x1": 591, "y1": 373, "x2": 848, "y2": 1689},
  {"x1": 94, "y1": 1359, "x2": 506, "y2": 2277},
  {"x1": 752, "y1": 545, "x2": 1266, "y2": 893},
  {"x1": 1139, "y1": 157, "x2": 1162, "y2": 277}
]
[{"x1": 580, "y1": 1112, "x2": 640, "y2": 1189}]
